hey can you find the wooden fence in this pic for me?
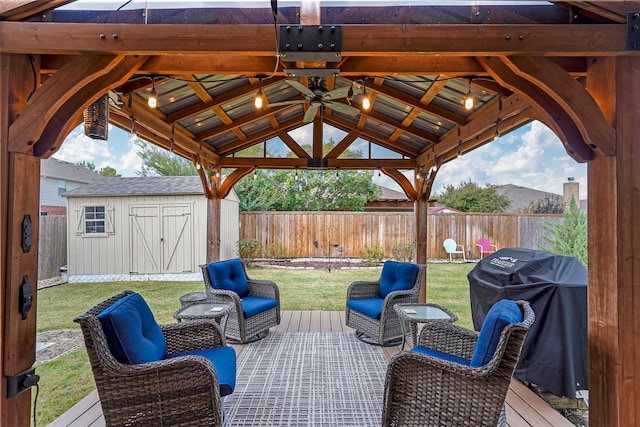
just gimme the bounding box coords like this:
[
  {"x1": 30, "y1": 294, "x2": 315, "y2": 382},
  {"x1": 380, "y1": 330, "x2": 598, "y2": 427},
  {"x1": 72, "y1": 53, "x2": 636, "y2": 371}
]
[
  {"x1": 36, "y1": 212, "x2": 563, "y2": 278},
  {"x1": 240, "y1": 212, "x2": 563, "y2": 260},
  {"x1": 38, "y1": 215, "x2": 67, "y2": 279}
]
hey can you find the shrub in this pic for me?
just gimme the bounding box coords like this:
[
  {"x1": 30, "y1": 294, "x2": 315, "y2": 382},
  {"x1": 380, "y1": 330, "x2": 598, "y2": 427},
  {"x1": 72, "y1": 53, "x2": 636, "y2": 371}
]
[
  {"x1": 265, "y1": 243, "x2": 286, "y2": 259},
  {"x1": 392, "y1": 243, "x2": 414, "y2": 262},
  {"x1": 363, "y1": 246, "x2": 384, "y2": 265},
  {"x1": 537, "y1": 197, "x2": 587, "y2": 267},
  {"x1": 236, "y1": 238, "x2": 263, "y2": 266}
]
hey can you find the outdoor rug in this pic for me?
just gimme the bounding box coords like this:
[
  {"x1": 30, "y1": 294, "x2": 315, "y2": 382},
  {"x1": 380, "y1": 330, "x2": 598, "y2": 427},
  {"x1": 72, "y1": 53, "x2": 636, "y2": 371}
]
[{"x1": 224, "y1": 332, "x2": 389, "y2": 426}]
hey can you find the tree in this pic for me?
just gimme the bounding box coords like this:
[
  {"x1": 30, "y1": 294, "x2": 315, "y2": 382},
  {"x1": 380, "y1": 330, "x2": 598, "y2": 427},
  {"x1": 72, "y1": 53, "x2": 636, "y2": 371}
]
[
  {"x1": 233, "y1": 139, "x2": 380, "y2": 211},
  {"x1": 77, "y1": 161, "x2": 121, "y2": 177},
  {"x1": 134, "y1": 139, "x2": 196, "y2": 176},
  {"x1": 437, "y1": 180, "x2": 510, "y2": 213},
  {"x1": 537, "y1": 196, "x2": 587, "y2": 267},
  {"x1": 234, "y1": 168, "x2": 380, "y2": 211},
  {"x1": 98, "y1": 165, "x2": 121, "y2": 177},
  {"x1": 521, "y1": 196, "x2": 564, "y2": 214}
]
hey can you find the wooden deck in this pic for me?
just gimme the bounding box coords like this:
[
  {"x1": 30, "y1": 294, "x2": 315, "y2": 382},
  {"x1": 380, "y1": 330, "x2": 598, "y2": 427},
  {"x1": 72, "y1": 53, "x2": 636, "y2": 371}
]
[{"x1": 49, "y1": 311, "x2": 572, "y2": 427}]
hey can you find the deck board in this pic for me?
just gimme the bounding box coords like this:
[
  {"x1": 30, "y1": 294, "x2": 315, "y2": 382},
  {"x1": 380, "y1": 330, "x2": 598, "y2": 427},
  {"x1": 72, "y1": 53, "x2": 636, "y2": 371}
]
[{"x1": 49, "y1": 311, "x2": 572, "y2": 427}]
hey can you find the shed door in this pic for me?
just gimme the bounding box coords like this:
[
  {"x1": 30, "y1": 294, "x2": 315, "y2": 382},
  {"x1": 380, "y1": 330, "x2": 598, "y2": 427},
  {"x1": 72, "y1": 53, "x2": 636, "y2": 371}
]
[
  {"x1": 129, "y1": 204, "x2": 193, "y2": 274},
  {"x1": 161, "y1": 204, "x2": 192, "y2": 273}
]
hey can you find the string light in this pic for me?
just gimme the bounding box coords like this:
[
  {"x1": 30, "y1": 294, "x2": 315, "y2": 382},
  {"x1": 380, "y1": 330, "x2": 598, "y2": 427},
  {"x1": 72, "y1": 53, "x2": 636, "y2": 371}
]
[
  {"x1": 361, "y1": 81, "x2": 371, "y2": 111},
  {"x1": 148, "y1": 77, "x2": 158, "y2": 108},
  {"x1": 464, "y1": 78, "x2": 474, "y2": 110},
  {"x1": 295, "y1": 168, "x2": 299, "y2": 180},
  {"x1": 254, "y1": 78, "x2": 264, "y2": 109}
]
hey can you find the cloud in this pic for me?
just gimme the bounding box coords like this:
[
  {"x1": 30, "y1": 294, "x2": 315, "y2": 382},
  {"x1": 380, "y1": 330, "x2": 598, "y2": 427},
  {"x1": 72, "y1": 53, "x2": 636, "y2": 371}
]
[
  {"x1": 431, "y1": 121, "x2": 587, "y2": 198},
  {"x1": 55, "y1": 126, "x2": 112, "y2": 164}
]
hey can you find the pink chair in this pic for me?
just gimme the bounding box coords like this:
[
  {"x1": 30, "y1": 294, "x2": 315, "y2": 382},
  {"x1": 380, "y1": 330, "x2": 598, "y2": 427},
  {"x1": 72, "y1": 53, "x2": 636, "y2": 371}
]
[{"x1": 476, "y1": 238, "x2": 498, "y2": 258}]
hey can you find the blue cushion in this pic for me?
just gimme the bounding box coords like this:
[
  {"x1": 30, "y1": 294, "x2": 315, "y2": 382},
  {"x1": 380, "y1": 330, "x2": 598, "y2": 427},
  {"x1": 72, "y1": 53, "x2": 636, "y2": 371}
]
[
  {"x1": 346, "y1": 298, "x2": 384, "y2": 319},
  {"x1": 412, "y1": 346, "x2": 471, "y2": 366},
  {"x1": 168, "y1": 346, "x2": 237, "y2": 396},
  {"x1": 378, "y1": 261, "x2": 420, "y2": 298},
  {"x1": 97, "y1": 293, "x2": 167, "y2": 365},
  {"x1": 241, "y1": 295, "x2": 279, "y2": 318},
  {"x1": 206, "y1": 259, "x2": 249, "y2": 298},
  {"x1": 470, "y1": 299, "x2": 523, "y2": 367}
]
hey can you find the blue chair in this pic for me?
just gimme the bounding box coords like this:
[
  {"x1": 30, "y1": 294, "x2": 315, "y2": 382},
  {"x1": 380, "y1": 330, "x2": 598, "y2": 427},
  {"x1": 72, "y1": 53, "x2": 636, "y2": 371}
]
[
  {"x1": 346, "y1": 261, "x2": 425, "y2": 346},
  {"x1": 75, "y1": 290, "x2": 236, "y2": 426},
  {"x1": 201, "y1": 258, "x2": 280, "y2": 343},
  {"x1": 383, "y1": 299, "x2": 535, "y2": 427}
]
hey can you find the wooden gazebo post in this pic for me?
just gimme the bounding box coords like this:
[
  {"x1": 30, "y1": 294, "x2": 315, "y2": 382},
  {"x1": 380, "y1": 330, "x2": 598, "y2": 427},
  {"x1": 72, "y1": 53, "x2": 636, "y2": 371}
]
[{"x1": 586, "y1": 55, "x2": 640, "y2": 427}]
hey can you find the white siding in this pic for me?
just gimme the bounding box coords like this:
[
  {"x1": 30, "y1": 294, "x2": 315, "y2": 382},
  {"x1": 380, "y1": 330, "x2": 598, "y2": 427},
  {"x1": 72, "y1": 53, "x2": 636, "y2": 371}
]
[{"x1": 67, "y1": 194, "x2": 208, "y2": 279}]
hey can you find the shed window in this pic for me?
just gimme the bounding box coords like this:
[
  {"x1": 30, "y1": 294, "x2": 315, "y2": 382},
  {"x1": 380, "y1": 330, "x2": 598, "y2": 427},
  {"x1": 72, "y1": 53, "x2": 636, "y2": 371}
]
[{"x1": 84, "y1": 206, "x2": 106, "y2": 234}]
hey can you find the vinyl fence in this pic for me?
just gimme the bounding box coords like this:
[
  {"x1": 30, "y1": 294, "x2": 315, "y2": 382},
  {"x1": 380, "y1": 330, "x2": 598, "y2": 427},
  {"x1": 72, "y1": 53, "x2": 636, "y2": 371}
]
[{"x1": 240, "y1": 212, "x2": 563, "y2": 260}]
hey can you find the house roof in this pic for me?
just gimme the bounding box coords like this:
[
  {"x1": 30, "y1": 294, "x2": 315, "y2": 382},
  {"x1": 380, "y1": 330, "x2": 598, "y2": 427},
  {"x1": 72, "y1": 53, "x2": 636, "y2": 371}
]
[
  {"x1": 41, "y1": 158, "x2": 102, "y2": 184},
  {"x1": 495, "y1": 184, "x2": 562, "y2": 212},
  {"x1": 63, "y1": 176, "x2": 204, "y2": 197}
]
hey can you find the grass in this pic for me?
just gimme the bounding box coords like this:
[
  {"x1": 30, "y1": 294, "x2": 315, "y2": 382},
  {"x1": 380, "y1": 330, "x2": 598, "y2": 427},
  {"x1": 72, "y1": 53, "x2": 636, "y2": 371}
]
[{"x1": 34, "y1": 262, "x2": 476, "y2": 425}]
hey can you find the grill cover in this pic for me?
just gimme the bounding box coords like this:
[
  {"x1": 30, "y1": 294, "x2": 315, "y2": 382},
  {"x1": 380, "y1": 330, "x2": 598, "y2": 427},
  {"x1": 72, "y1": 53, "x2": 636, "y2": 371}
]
[{"x1": 467, "y1": 247, "x2": 587, "y2": 397}]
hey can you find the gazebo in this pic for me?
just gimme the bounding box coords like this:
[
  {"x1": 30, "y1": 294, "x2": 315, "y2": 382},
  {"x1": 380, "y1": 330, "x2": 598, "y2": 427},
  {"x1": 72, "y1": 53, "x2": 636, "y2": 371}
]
[{"x1": 0, "y1": 1, "x2": 638, "y2": 425}]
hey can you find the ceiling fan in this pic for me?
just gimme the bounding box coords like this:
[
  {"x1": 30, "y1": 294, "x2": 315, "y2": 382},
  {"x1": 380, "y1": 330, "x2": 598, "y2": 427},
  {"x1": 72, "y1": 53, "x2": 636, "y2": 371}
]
[{"x1": 268, "y1": 77, "x2": 363, "y2": 123}]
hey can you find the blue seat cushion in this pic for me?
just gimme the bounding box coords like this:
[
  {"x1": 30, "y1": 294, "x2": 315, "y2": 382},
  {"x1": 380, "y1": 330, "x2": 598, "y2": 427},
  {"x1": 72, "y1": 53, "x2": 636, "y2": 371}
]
[
  {"x1": 378, "y1": 261, "x2": 420, "y2": 298},
  {"x1": 412, "y1": 346, "x2": 471, "y2": 366},
  {"x1": 241, "y1": 295, "x2": 278, "y2": 318},
  {"x1": 347, "y1": 298, "x2": 384, "y2": 319},
  {"x1": 470, "y1": 299, "x2": 523, "y2": 367},
  {"x1": 207, "y1": 258, "x2": 249, "y2": 298},
  {"x1": 168, "y1": 346, "x2": 237, "y2": 396},
  {"x1": 97, "y1": 293, "x2": 167, "y2": 365}
]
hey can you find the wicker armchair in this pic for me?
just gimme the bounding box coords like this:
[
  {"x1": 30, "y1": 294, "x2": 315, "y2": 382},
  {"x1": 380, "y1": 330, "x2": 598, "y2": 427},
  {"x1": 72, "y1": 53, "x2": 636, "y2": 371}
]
[
  {"x1": 74, "y1": 290, "x2": 236, "y2": 426},
  {"x1": 346, "y1": 261, "x2": 425, "y2": 346},
  {"x1": 201, "y1": 258, "x2": 280, "y2": 343},
  {"x1": 382, "y1": 300, "x2": 535, "y2": 427}
]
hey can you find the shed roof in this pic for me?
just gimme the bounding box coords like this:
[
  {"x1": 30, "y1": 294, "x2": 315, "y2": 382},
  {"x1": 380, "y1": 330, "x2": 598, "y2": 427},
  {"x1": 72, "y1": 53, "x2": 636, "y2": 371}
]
[{"x1": 63, "y1": 176, "x2": 204, "y2": 197}]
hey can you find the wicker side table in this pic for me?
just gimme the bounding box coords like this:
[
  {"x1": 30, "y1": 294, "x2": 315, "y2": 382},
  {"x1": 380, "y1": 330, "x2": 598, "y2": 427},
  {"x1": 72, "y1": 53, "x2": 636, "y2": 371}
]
[
  {"x1": 173, "y1": 302, "x2": 232, "y2": 336},
  {"x1": 394, "y1": 303, "x2": 458, "y2": 350}
]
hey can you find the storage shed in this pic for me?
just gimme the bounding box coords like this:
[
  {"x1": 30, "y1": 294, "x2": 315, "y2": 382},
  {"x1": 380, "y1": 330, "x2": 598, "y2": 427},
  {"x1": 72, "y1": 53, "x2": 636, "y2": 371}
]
[{"x1": 64, "y1": 176, "x2": 239, "y2": 282}]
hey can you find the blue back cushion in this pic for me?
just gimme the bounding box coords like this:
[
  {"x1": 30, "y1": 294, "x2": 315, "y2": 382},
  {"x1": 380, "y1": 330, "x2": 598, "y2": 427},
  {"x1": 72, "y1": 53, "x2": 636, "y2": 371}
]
[
  {"x1": 206, "y1": 258, "x2": 249, "y2": 298},
  {"x1": 378, "y1": 261, "x2": 420, "y2": 298},
  {"x1": 97, "y1": 293, "x2": 167, "y2": 365},
  {"x1": 470, "y1": 299, "x2": 522, "y2": 367}
]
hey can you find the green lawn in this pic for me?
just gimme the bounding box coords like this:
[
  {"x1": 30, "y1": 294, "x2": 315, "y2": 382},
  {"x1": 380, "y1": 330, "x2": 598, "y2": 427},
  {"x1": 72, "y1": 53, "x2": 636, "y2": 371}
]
[{"x1": 34, "y1": 262, "x2": 476, "y2": 425}]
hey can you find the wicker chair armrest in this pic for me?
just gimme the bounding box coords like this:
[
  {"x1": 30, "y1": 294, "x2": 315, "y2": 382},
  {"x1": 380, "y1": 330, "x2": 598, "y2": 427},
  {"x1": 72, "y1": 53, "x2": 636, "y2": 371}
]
[
  {"x1": 417, "y1": 321, "x2": 479, "y2": 359},
  {"x1": 346, "y1": 280, "x2": 380, "y2": 300},
  {"x1": 205, "y1": 288, "x2": 242, "y2": 307},
  {"x1": 247, "y1": 278, "x2": 280, "y2": 300},
  {"x1": 161, "y1": 320, "x2": 226, "y2": 352},
  {"x1": 381, "y1": 288, "x2": 419, "y2": 306},
  {"x1": 100, "y1": 353, "x2": 220, "y2": 389}
]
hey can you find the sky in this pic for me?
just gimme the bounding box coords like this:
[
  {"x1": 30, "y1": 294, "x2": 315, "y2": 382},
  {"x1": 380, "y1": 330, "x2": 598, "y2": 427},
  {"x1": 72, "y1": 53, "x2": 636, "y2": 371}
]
[{"x1": 54, "y1": 119, "x2": 587, "y2": 199}]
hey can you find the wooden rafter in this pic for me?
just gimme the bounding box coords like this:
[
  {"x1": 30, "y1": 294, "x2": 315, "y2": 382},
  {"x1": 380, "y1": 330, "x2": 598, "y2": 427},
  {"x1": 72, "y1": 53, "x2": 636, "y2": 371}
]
[
  {"x1": 0, "y1": 1, "x2": 73, "y2": 21},
  {"x1": 477, "y1": 56, "x2": 594, "y2": 162},
  {"x1": 502, "y1": 56, "x2": 615, "y2": 156}
]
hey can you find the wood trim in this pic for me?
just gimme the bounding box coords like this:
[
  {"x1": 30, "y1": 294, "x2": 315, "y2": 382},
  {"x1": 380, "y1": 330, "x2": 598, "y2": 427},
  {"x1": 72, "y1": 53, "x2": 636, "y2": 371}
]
[
  {"x1": 0, "y1": 23, "x2": 627, "y2": 56},
  {"x1": 216, "y1": 167, "x2": 252, "y2": 199},
  {"x1": 383, "y1": 168, "x2": 417, "y2": 201}
]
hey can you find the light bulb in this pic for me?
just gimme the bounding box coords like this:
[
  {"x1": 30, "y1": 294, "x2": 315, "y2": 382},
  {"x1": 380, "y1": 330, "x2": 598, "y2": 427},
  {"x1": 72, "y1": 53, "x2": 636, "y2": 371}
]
[
  {"x1": 148, "y1": 90, "x2": 157, "y2": 108},
  {"x1": 362, "y1": 95, "x2": 371, "y2": 110},
  {"x1": 254, "y1": 90, "x2": 263, "y2": 109},
  {"x1": 464, "y1": 92, "x2": 473, "y2": 110}
]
